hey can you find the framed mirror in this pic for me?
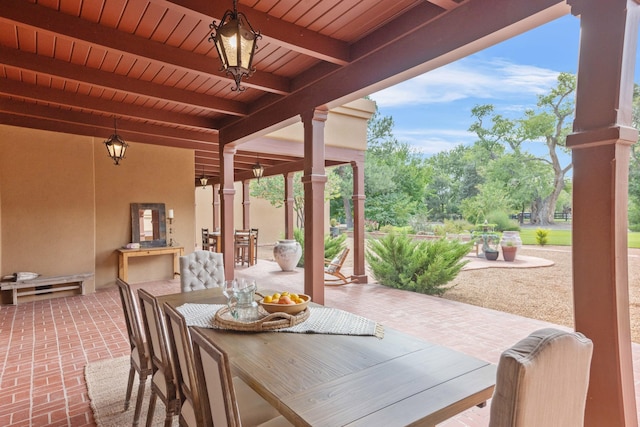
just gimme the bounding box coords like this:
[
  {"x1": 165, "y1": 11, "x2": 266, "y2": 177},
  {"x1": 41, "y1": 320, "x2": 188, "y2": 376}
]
[{"x1": 130, "y1": 203, "x2": 167, "y2": 247}]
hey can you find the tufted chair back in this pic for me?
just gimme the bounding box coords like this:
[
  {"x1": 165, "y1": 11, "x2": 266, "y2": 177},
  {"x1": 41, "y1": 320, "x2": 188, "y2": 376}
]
[{"x1": 180, "y1": 250, "x2": 225, "y2": 292}]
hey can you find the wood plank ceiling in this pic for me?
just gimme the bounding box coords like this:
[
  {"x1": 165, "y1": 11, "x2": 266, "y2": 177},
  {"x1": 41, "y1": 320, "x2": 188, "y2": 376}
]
[{"x1": 0, "y1": 0, "x2": 567, "y2": 184}]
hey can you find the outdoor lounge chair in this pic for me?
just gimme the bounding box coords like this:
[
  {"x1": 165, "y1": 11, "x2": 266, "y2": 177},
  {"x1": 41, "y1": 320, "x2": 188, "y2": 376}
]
[
  {"x1": 324, "y1": 248, "x2": 356, "y2": 285},
  {"x1": 489, "y1": 328, "x2": 593, "y2": 427}
]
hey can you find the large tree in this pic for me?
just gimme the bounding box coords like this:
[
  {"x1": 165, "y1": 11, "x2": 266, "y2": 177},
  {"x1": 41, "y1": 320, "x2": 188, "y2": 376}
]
[
  {"x1": 331, "y1": 102, "x2": 431, "y2": 227},
  {"x1": 363, "y1": 107, "x2": 430, "y2": 226},
  {"x1": 251, "y1": 171, "x2": 341, "y2": 229},
  {"x1": 469, "y1": 72, "x2": 576, "y2": 225}
]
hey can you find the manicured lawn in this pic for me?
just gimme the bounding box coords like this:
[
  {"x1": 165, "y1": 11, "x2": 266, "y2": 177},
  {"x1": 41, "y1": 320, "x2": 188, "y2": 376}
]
[{"x1": 519, "y1": 228, "x2": 640, "y2": 248}]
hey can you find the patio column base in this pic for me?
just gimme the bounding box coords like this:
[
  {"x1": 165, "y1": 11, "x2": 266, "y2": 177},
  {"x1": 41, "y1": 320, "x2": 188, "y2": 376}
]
[{"x1": 351, "y1": 274, "x2": 368, "y2": 284}]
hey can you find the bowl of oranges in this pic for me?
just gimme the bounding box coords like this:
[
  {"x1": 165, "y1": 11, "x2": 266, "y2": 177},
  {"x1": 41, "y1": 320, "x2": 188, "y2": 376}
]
[{"x1": 259, "y1": 292, "x2": 310, "y2": 315}]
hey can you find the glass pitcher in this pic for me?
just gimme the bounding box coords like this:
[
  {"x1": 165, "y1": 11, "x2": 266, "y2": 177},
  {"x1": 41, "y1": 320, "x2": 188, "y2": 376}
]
[{"x1": 222, "y1": 279, "x2": 259, "y2": 321}]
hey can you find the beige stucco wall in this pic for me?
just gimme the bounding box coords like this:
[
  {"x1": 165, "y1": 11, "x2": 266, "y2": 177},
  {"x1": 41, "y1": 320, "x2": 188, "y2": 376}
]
[
  {"x1": 264, "y1": 99, "x2": 374, "y2": 151},
  {"x1": 94, "y1": 141, "x2": 195, "y2": 286},
  {"x1": 0, "y1": 124, "x2": 195, "y2": 299},
  {"x1": 0, "y1": 99, "x2": 371, "y2": 302},
  {"x1": 0, "y1": 127, "x2": 97, "y2": 299}
]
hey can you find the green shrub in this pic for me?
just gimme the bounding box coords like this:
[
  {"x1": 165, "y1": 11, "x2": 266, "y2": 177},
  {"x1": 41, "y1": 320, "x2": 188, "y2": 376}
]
[
  {"x1": 292, "y1": 228, "x2": 347, "y2": 267},
  {"x1": 293, "y1": 228, "x2": 305, "y2": 267},
  {"x1": 407, "y1": 212, "x2": 431, "y2": 234},
  {"x1": 379, "y1": 224, "x2": 395, "y2": 233},
  {"x1": 365, "y1": 232, "x2": 471, "y2": 296},
  {"x1": 324, "y1": 233, "x2": 347, "y2": 260},
  {"x1": 486, "y1": 210, "x2": 519, "y2": 232},
  {"x1": 535, "y1": 228, "x2": 549, "y2": 246},
  {"x1": 442, "y1": 219, "x2": 474, "y2": 234}
]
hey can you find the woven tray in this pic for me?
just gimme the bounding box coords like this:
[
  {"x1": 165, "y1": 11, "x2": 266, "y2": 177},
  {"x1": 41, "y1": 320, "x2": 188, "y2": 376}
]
[{"x1": 213, "y1": 306, "x2": 310, "y2": 332}]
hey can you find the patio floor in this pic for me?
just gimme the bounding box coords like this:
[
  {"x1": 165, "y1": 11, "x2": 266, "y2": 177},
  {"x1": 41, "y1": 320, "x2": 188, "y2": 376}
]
[{"x1": 1, "y1": 258, "x2": 638, "y2": 426}]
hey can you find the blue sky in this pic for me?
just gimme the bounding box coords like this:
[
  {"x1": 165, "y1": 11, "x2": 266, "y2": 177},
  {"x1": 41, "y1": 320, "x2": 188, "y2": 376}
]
[{"x1": 369, "y1": 14, "x2": 637, "y2": 157}]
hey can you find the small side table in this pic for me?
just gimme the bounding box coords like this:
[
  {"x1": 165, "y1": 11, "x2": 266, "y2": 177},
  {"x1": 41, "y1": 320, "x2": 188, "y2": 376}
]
[{"x1": 117, "y1": 246, "x2": 184, "y2": 282}]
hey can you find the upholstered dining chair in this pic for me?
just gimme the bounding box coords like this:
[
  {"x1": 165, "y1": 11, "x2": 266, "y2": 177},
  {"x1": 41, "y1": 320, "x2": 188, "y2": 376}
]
[
  {"x1": 179, "y1": 250, "x2": 224, "y2": 292},
  {"x1": 488, "y1": 328, "x2": 593, "y2": 427},
  {"x1": 116, "y1": 278, "x2": 153, "y2": 427},
  {"x1": 138, "y1": 289, "x2": 180, "y2": 427},
  {"x1": 190, "y1": 326, "x2": 293, "y2": 427},
  {"x1": 163, "y1": 302, "x2": 203, "y2": 427}
]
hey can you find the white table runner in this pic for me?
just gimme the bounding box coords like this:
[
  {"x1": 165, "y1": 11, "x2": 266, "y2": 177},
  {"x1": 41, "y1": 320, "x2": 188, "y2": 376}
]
[{"x1": 176, "y1": 303, "x2": 384, "y2": 338}]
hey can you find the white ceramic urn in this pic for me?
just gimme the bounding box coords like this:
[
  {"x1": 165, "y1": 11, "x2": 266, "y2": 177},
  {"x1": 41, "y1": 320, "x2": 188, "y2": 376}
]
[{"x1": 273, "y1": 239, "x2": 302, "y2": 271}]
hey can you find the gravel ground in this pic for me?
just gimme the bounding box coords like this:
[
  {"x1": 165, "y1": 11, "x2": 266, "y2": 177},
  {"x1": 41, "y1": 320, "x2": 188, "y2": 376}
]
[
  {"x1": 258, "y1": 241, "x2": 640, "y2": 342},
  {"x1": 443, "y1": 246, "x2": 640, "y2": 342}
]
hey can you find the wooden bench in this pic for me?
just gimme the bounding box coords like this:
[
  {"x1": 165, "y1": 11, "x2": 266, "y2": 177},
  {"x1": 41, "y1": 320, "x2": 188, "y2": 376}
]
[{"x1": 1, "y1": 273, "x2": 93, "y2": 305}]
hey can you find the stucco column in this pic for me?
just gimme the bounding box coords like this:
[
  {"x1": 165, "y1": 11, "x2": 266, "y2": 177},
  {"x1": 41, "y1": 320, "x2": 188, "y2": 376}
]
[
  {"x1": 350, "y1": 160, "x2": 367, "y2": 283},
  {"x1": 242, "y1": 180, "x2": 250, "y2": 230},
  {"x1": 301, "y1": 107, "x2": 328, "y2": 304},
  {"x1": 213, "y1": 183, "x2": 220, "y2": 231},
  {"x1": 220, "y1": 145, "x2": 236, "y2": 279},
  {"x1": 284, "y1": 172, "x2": 295, "y2": 239},
  {"x1": 567, "y1": 1, "x2": 639, "y2": 425}
]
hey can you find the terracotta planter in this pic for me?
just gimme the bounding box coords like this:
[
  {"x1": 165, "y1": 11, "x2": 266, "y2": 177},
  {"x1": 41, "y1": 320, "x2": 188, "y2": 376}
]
[
  {"x1": 502, "y1": 245, "x2": 517, "y2": 262},
  {"x1": 273, "y1": 239, "x2": 302, "y2": 271}
]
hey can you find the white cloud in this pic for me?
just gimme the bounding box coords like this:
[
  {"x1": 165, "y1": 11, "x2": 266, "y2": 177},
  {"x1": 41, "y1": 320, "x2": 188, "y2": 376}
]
[
  {"x1": 394, "y1": 129, "x2": 476, "y2": 156},
  {"x1": 370, "y1": 58, "x2": 559, "y2": 108}
]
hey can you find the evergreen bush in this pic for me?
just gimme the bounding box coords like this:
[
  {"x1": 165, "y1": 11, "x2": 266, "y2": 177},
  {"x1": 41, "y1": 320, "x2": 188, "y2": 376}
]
[
  {"x1": 487, "y1": 210, "x2": 519, "y2": 232},
  {"x1": 365, "y1": 232, "x2": 471, "y2": 296},
  {"x1": 535, "y1": 228, "x2": 549, "y2": 246}
]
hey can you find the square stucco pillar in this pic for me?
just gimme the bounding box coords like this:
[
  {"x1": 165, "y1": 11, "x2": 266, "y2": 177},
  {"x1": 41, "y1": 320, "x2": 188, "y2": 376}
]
[
  {"x1": 301, "y1": 107, "x2": 328, "y2": 305},
  {"x1": 220, "y1": 145, "x2": 236, "y2": 280},
  {"x1": 351, "y1": 160, "x2": 367, "y2": 283}
]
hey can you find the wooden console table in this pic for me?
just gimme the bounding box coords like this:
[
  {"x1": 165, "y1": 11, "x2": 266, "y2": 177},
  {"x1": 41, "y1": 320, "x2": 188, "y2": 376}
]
[{"x1": 117, "y1": 246, "x2": 184, "y2": 282}]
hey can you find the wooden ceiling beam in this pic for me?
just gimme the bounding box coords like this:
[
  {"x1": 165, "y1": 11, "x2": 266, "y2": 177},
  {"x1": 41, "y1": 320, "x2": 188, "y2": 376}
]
[
  {"x1": 0, "y1": 79, "x2": 217, "y2": 130},
  {"x1": 426, "y1": 0, "x2": 466, "y2": 11},
  {"x1": 158, "y1": 0, "x2": 350, "y2": 65},
  {"x1": 0, "y1": 0, "x2": 290, "y2": 95},
  {"x1": 0, "y1": 47, "x2": 246, "y2": 117},
  {"x1": 220, "y1": 0, "x2": 568, "y2": 143},
  {"x1": 239, "y1": 137, "x2": 365, "y2": 163},
  {"x1": 0, "y1": 98, "x2": 219, "y2": 144},
  {"x1": 0, "y1": 112, "x2": 216, "y2": 151}
]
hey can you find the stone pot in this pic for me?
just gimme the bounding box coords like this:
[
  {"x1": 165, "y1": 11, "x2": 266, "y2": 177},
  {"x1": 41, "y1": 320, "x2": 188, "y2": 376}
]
[
  {"x1": 502, "y1": 245, "x2": 517, "y2": 262},
  {"x1": 273, "y1": 239, "x2": 302, "y2": 271},
  {"x1": 500, "y1": 231, "x2": 522, "y2": 248},
  {"x1": 484, "y1": 250, "x2": 499, "y2": 261}
]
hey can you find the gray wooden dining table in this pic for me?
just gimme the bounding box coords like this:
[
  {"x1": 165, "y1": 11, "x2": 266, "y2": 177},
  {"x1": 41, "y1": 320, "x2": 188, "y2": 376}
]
[{"x1": 156, "y1": 287, "x2": 496, "y2": 427}]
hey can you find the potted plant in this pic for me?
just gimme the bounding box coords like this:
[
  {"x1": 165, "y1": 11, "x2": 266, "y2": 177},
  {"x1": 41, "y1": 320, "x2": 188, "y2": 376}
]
[
  {"x1": 484, "y1": 248, "x2": 499, "y2": 261},
  {"x1": 501, "y1": 241, "x2": 517, "y2": 262},
  {"x1": 500, "y1": 231, "x2": 521, "y2": 262},
  {"x1": 329, "y1": 218, "x2": 340, "y2": 238},
  {"x1": 473, "y1": 223, "x2": 499, "y2": 260}
]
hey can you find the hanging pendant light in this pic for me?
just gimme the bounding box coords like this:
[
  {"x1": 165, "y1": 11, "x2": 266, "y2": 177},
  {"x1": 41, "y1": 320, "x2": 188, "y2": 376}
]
[
  {"x1": 103, "y1": 118, "x2": 128, "y2": 165},
  {"x1": 208, "y1": 0, "x2": 261, "y2": 91},
  {"x1": 252, "y1": 154, "x2": 264, "y2": 181},
  {"x1": 199, "y1": 166, "x2": 209, "y2": 188}
]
